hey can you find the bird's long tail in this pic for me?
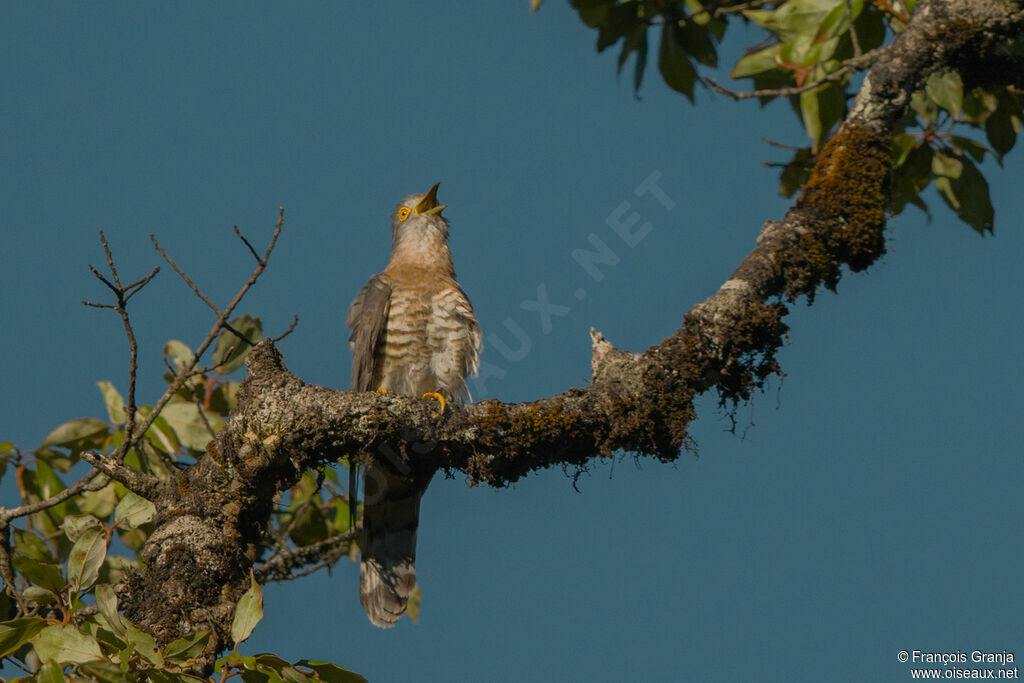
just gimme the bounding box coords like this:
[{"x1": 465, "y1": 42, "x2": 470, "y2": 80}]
[{"x1": 359, "y1": 464, "x2": 427, "y2": 628}]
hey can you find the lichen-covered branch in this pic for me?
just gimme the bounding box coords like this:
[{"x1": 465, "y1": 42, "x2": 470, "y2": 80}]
[{"x1": 110, "y1": 0, "x2": 1022, "y2": 674}]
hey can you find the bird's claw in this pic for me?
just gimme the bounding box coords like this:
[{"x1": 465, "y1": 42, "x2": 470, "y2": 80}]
[{"x1": 422, "y1": 392, "x2": 446, "y2": 413}]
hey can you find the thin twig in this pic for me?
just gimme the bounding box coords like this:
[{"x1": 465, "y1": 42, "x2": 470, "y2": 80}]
[
  {"x1": 693, "y1": 0, "x2": 776, "y2": 19},
  {"x1": 84, "y1": 232, "x2": 160, "y2": 461},
  {"x1": 706, "y1": 46, "x2": 884, "y2": 100},
  {"x1": 81, "y1": 452, "x2": 162, "y2": 499},
  {"x1": 151, "y1": 236, "x2": 222, "y2": 315},
  {"x1": 192, "y1": 390, "x2": 218, "y2": 441},
  {"x1": 233, "y1": 225, "x2": 261, "y2": 263},
  {"x1": 846, "y1": 0, "x2": 862, "y2": 59},
  {"x1": 124, "y1": 208, "x2": 285, "y2": 456},
  {"x1": 271, "y1": 314, "x2": 300, "y2": 343},
  {"x1": 256, "y1": 528, "x2": 358, "y2": 583},
  {"x1": 0, "y1": 470, "x2": 108, "y2": 524},
  {"x1": 99, "y1": 230, "x2": 122, "y2": 289},
  {"x1": 762, "y1": 137, "x2": 808, "y2": 151}
]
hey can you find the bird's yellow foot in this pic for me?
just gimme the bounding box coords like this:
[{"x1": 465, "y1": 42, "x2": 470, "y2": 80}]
[
  {"x1": 376, "y1": 387, "x2": 388, "y2": 395},
  {"x1": 422, "y1": 392, "x2": 446, "y2": 413}
]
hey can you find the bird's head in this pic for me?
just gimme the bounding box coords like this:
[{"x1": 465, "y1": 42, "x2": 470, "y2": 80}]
[{"x1": 391, "y1": 182, "x2": 449, "y2": 250}]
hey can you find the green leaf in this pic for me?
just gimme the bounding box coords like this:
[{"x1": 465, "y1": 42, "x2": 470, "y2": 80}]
[
  {"x1": 985, "y1": 93, "x2": 1022, "y2": 157},
  {"x1": 40, "y1": 418, "x2": 109, "y2": 450},
  {"x1": 79, "y1": 481, "x2": 119, "y2": 520},
  {"x1": 297, "y1": 661, "x2": 369, "y2": 683},
  {"x1": 910, "y1": 89, "x2": 938, "y2": 124},
  {"x1": 948, "y1": 135, "x2": 989, "y2": 164},
  {"x1": 924, "y1": 70, "x2": 963, "y2": 117},
  {"x1": 23, "y1": 586, "x2": 59, "y2": 606},
  {"x1": 36, "y1": 659, "x2": 65, "y2": 683},
  {"x1": 12, "y1": 555, "x2": 66, "y2": 594},
  {"x1": 98, "y1": 555, "x2": 138, "y2": 587},
  {"x1": 570, "y1": 0, "x2": 613, "y2": 28},
  {"x1": 146, "y1": 672, "x2": 211, "y2": 683},
  {"x1": 255, "y1": 654, "x2": 312, "y2": 683},
  {"x1": 778, "y1": 147, "x2": 814, "y2": 198},
  {"x1": 78, "y1": 660, "x2": 135, "y2": 683},
  {"x1": 931, "y1": 150, "x2": 964, "y2": 178},
  {"x1": 97, "y1": 381, "x2": 127, "y2": 424},
  {"x1": 658, "y1": 21, "x2": 697, "y2": 100},
  {"x1": 32, "y1": 624, "x2": 105, "y2": 664},
  {"x1": 164, "y1": 339, "x2": 195, "y2": 372},
  {"x1": 889, "y1": 142, "x2": 934, "y2": 215},
  {"x1": 124, "y1": 621, "x2": 163, "y2": 666},
  {"x1": 530, "y1": 0, "x2": 544, "y2": 12},
  {"x1": 163, "y1": 630, "x2": 211, "y2": 663},
  {"x1": 962, "y1": 87, "x2": 998, "y2": 123},
  {"x1": 891, "y1": 133, "x2": 917, "y2": 166},
  {"x1": 744, "y1": 0, "x2": 840, "y2": 40},
  {"x1": 0, "y1": 617, "x2": 48, "y2": 657},
  {"x1": 405, "y1": 583, "x2": 421, "y2": 624},
  {"x1": 63, "y1": 514, "x2": 103, "y2": 543},
  {"x1": 732, "y1": 43, "x2": 781, "y2": 79},
  {"x1": 816, "y1": 0, "x2": 862, "y2": 40},
  {"x1": 800, "y1": 87, "x2": 822, "y2": 145},
  {"x1": 934, "y1": 156, "x2": 994, "y2": 234},
  {"x1": 161, "y1": 400, "x2": 222, "y2": 451},
  {"x1": 67, "y1": 526, "x2": 106, "y2": 593},
  {"x1": 12, "y1": 527, "x2": 55, "y2": 563},
  {"x1": 677, "y1": 18, "x2": 717, "y2": 67},
  {"x1": 214, "y1": 315, "x2": 263, "y2": 374},
  {"x1": 231, "y1": 572, "x2": 264, "y2": 645},
  {"x1": 595, "y1": 4, "x2": 639, "y2": 52},
  {"x1": 241, "y1": 670, "x2": 275, "y2": 683},
  {"x1": 616, "y1": 22, "x2": 647, "y2": 90},
  {"x1": 114, "y1": 492, "x2": 157, "y2": 529},
  {"x1": 95, "y1": 584, "x2": 126, "y2": 637}
]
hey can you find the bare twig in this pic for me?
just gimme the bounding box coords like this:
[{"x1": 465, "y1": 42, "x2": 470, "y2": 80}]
[
  {"x1": 256, "y1": 528, "x2": 358, "y2": 583},
  {"x1": 123, "y1": 208, "x2": 286, "y2": 459},
  {"x1": 0, "y1": 470, "x2": 109, "y2": 524},
  {"x1": 84, "y1": 231, "x2": 161, "y2": 460},
  {"x1": 706, "y1": 47, "x2": 884, "y2": 100},
  {"x1": 846, "y1": 0, "x2": 862, "y2": 59},
  {"x1": 233, "y1": 225, "x2": 262, "y2": 263},
  {"x1": 694, "y1": 0, "x2": 776, "y2": 19},
  {"x1": 762, "y1": 137, "x2": 808, "y2": 151},
  {"x1": 81, "y1": 452, "x2": 162, "y2": 499},
  {"x1": 151, "y1": 236, "x2": 221, "y2": 315},
  {"x1": 271, "y1": 314, "x2": 300, "y2": 343},
  {"x1": 191, "y1": 390, "x2": 218, "y2": 441}
]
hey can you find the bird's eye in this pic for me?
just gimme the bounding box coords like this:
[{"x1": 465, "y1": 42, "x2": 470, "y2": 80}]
[{"x1": 398, "y1": 207, "x2": 412, "y2": 222}]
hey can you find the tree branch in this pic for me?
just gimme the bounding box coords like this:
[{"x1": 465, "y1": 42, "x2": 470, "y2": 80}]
[{"x1": 99, "y1": 1, "x2": 1024, "y2": 674}]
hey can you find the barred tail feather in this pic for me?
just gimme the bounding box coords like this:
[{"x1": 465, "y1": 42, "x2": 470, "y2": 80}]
[{"x1": 359, "y1": 465, "x2": 424, "y2": 628}]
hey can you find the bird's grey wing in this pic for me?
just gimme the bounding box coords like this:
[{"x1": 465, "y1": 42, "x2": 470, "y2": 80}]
[{"x1": 346, "y1": 274, "x2": 391, "y2": 392}]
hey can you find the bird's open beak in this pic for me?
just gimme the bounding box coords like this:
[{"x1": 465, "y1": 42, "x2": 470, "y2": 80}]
[{"x1": 414, "y1": 182, "x2": 446, "y2": 216}]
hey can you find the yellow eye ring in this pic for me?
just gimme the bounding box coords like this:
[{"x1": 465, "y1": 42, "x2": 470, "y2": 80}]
[{"x1": 398, "y1": 207, "x2": 412, "y2": 222}]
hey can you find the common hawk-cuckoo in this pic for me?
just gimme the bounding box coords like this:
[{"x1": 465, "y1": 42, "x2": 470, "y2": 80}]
[{"x1": 346, "y1": 182, "x2": 481, "y2": 627}]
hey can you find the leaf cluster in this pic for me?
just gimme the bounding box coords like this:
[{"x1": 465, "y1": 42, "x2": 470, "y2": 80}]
[
  {"x1": 550, "y1": 0, "x2": 1023, "y2": 235},
  {"x1": 1, "y1": 316, "x2": 363, "y2": 680}
]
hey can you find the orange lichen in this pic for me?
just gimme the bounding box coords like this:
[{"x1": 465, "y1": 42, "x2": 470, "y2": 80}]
[{"x1": 776, "y1": 123, "x2": 891, "y2": 300}]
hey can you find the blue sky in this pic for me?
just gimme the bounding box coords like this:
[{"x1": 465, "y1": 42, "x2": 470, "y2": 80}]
[{"x1": 2, "y1": 2, "x2": 1022, "y2": 681}]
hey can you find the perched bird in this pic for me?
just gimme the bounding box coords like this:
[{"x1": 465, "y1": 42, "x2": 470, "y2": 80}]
[{"x1": 346, "y1": 182, "x2": 481, "y2": 627}]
